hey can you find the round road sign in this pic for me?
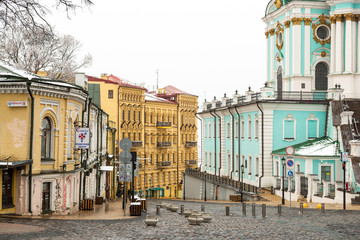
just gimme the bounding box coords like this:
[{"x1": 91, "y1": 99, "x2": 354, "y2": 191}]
[
  {"x1": 286, "y1": 159, "x2": 294, "y2": 168},
  {"x1": 287, "y1": 170, "x2": 294, "y2": 177},
  {"x1": 120, "y1": 138, "x2": 132, "y2": 151},
  {"x1": 119, "y1": 151, "x2": 132, "y2": 163},
  {"x1": 286, "y1": 146, "x2": 295, "y2": 155}
]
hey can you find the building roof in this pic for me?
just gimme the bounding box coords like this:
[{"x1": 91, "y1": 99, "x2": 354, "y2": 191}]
[
  {"x1": 272, "y1": 137, "x2": 340, "y2": 158},
  {"x1": 145, "y1": 92, "x2": 174, "y2": 104},
  {"x1": 88, "y1": 74, "x2": 147, "y2": 90},
  {"x1": 157, "y1": 85, "x2": 197, "y2": 97}
]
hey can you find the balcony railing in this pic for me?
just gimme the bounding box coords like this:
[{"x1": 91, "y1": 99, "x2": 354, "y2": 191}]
[
  {"x1": 157, "y1": 142, "x2": 171, "y2": 147},
  {"x1": 132, "y1": 141, "x2": 142, "y2": 147},
  {"x1": 157, "y1": 161, "x2": 171, "y2": 168},
  {"x1": 157, "y1": 122, "x2": 172, "y2": 128},
  {"x1": 185, "y1": 141, "x2": 197, "y2": 147},
  {"x1": 185, "y1": 160, "x2": 197, "y2": 165},
  {"x1": 275, "y1": 91, "x2": 327, "y2": 101}
]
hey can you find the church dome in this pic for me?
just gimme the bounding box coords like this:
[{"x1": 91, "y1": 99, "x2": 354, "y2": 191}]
[{"x1": 265, "y1": 0, "x2": 325, "y2": 16}]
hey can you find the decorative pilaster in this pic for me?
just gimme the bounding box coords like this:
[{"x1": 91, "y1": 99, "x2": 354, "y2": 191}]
[
  {"x1": 285, "y1": 21, "x2": 290, "y2": 77},
  {"x1": 291, "y1": 18, "x2": 303, "y2": 76},
  {"x1": 304, "y1": 18, "x2": 312, "y2": 76},
  {"x1": 335, "y1": 14, "x2": 344, "y2": 73},
  {"x1": 269, "y1": 29, "x2": 275, "y2": 83},
  {"x1": 344, "y1": 13, "x2": 355, "y2": 73},
  {"x1": 329, "y1": 16, "x2": 336, "y2": 74}
]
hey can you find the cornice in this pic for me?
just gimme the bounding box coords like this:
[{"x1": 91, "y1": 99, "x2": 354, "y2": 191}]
[{"x1": 291, "y1": 17, "x2": 303, "y2": 25}]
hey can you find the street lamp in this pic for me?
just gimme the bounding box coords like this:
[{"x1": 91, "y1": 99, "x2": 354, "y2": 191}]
[
  {"x1": 241, "y1": 164, "x2": 244, "y2": 202},
  {"x1": 281, "y1": 157, "x2": 286, "y2": 205},
  {"x1": 204, "y1": 171, "x2": 207, "y2": 202}
]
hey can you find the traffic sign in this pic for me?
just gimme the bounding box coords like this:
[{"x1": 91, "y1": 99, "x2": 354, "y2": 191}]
[
  {"x1": 342, "y1": 152, "x2": 349, "y2": 162},
  {"x1": 120, "y1": 138, "x2": 132, "y2": 151},
  {"x1": 286, "y1": 146, "x2": 295, "y2": 155},
  {"x1": 119, "y1": 151, "x2": 132, "y2": 164},
  {"x1": 287, "y1": 170, "x2": 294, "y2": 178},
  {"x1": 286, "y1": 159, "x2": 295, "y2": 168}
]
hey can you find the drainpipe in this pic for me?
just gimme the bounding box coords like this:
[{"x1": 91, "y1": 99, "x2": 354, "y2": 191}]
[
  {"x1": 228, "y1": 108, "x2": 235, "y2": 180},
  {"x1": 324, "y1": 103, "x2": 329, "y2": 137},
  {"x1": 176, "y1": 103, "x2": 179, "y2": 198},
  {"x1": 79, "y1": 97, "x2": 88, "y2": 209},
  {"x1": 213, "y1": 110, "x2": 222, "y2": 177},
  {"x1": 234, "y1": 107, "x2": 241, "y2": 184},
  {"x1": 96, "y1": 109, "x2": 100, "y2": 196},
  {"x1": 100, "y1": 110, "x2": 103, "y2": 196},
  {"x1": 26, "y1": 81, "x2": 34, "y2": 214},
  {"x1": 256, "y1": 102, "x2": 264, "y2": 188},
  {"x1": 195, "y1": 113, "x2": 203, "y2": 170},
  {"x1": 83, "y1": 98, "x2": 92, "y2": 200},
  {"x1": 209, "y1": 111, "x2": 217, "y2": 176}
]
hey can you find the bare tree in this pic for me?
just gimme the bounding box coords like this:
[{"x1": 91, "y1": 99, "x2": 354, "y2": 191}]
[
  {"x1": 0, "y1": 24, "x2": 92, "y2": 81},
  {"x1": 0, "y1": 0, "x2": 93, "y2": 33}
]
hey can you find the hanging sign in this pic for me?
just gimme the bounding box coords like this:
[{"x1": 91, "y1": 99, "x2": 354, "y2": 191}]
[
  {"x1": 75, "y1": 128, "x2": 90, "y2": 149},
  {"x1": 8, "y1": 101, "x2": 27, "y2": 107}
]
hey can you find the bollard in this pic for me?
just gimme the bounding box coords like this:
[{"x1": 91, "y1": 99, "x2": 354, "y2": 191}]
[
  {"x1": 156, "y1": 205, "x2": 160, "y2": 215},
  {"x1": 262, "y1": 204, "x2": 266, "y2": 218},
  {"x1": 278, "y1": 204, "x2": 282, "y2": 216},
  {"x1": 180, "y1": 205, "x2": 184, "y2": 215},
  {"x1": 252, "y1": 203, "x2": 256, "y2": 217},
  {"x1": 321, "y1": 203, "x2": 325, "y2": 214},
  {"x1": 226, "y1": 206, "x2": 230, "y2": 216},
  {"x1": 242, "y1": 202, "x2": 246, "y2": 216},
  {"x1": 299, "y1": 203, "x2": 303, "y2": 214},
  {"x1": 201, "y1": 204, "x2": 205, "y2": 212}
]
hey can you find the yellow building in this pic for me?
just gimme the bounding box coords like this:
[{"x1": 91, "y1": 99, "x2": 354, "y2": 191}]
[
  {"x1": 88, "y1": 75, "x2": 198, "y2": 199},
  {"x1": 0, "y1": 64, "x2": 108, "y2": 215}
]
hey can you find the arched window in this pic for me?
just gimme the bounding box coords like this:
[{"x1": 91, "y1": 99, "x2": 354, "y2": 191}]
[
  {"x1": 41, "y1": 117, "x2": 52, "y2": 159},
  {"x1": 277, "y1": 66, "x2": 283, "y2": 99},
  {"x1": 315, "y1": 62, "x2": 328, "y2": 90}
]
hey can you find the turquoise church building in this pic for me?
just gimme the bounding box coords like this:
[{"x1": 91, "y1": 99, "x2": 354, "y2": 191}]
[{"x1": 197, "y1": 0, "x2": 360, "y2": 204}]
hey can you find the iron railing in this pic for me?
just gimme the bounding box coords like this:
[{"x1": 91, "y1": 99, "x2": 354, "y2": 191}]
[
  {"x1": 157, "y1": 122, "x2": 172, "y2": 127},
  {"x1": 157, "y1": 142, "x2": 171, "y2": 147},
  {"x1": 157, "y1": 161, "x2": 171, "y2": 168},
  {"x1": 185, "y1": 141, "x2": 197, "y2": 147}
]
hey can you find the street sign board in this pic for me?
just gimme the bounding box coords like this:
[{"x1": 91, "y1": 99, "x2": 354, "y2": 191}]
[
  {"x1": 75, "y1": 127, "x2": 90, "y2": 149},
  {"x1": 119, "y1": 151, "x2": 132, "y2": 164},
  {"x1": 120, "y1": 138, "x2": 132, "y2": 151},
  {"x1": 286, "y1": 159, "x2": 295, "y2": 168},
  {"x1": 342, "y1": 152, "x2": 349, "y2": 162},
  {"x1": 287, "y1": 170, "x2": 294, "y2": 178},
  {"x1": 286, "y1": 146, "x2": 295, "y2": 155}
]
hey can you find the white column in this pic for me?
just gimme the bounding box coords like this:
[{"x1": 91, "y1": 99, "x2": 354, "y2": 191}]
[
  {"x1": 304, "y1": 18, "x2": 311, "y2": 76},
  {"x1": 344, "y1": 14, "x2": 354, "y2": 73},
  {"x1": 335, "y1": 15, "x2": 344, "y2": 73},
  {"x1": 330, "y1": 17, "x2": 336, "y2": 74},
  {"x1": 352, "y1": 19, "x2": 356, "y2": 72},
  {"x1": 292, "y1": 18, "x2": 302, "y2": 76},
  {"x1": 270, "y1": 29, "x2": 275, "y2": 83},
  {"x1": 285, "y1": 21, "x2": 290, "y2": 77},
  {"x1": 358, "y1": 18, "x2": 360, "y2": 73},
  {"x1": 266, "y1": 32, "x2": 270, "y2": 82}
]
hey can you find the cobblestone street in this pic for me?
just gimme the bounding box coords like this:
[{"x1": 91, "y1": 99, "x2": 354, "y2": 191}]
[{"x1": 1, "y1": 199, "x2": 360, "y2": 240}]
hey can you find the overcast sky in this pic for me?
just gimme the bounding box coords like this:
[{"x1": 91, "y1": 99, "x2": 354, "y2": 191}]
[{"x1": 50, "y1": 0, "x2": 270, "y2": 104}]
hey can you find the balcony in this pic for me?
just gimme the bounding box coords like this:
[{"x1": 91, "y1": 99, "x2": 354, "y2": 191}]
[
  {"x1": 185, "y1": 160, "x2": 197, "y2": 165},
  {"x1": 157, "y1": 161, "x2": 171, "y2": 168},
  {"x1": 185, "y1": 141, "x2": 197, "y2": 147},
  {"x1": 157, "y1": 122, "x2": 172, "y2": 128},
  {"x1": 157, "y1": 142, "x2": 171, "y2": 147},
  {"x1": 132, "y1": 141, "x2": 143, "y2": 147}
]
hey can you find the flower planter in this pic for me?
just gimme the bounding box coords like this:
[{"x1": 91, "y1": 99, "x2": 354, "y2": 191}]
[{"x1": 145, "y1": 215, "x2": 158, "y2": 226}]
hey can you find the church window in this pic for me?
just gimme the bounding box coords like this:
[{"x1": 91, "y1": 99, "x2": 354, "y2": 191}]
[
  {"x1": 41, "y1": 117, "x2": 53, "y2": 160},
  {"x1": 248, "y1": 115, "x2": 252, "y2": 140},
  {"x1": 255, "y1": 115, "x2": 259, "y2": 140},
  {"x1": 227, "y1": 122, "x2": 230, "y2": 138},
  {"x1": 315, "y1": 62, "x2": 328, "y2": 90},
  {"x1": 307, "y1": 113, "x2": 319, "y2": 139},
  {"x1": 283, "y1": 114, "x2": 296, "y2": 141},
  {"x1": 316, "y1": 25, "x2": 330, "y2": 41}
]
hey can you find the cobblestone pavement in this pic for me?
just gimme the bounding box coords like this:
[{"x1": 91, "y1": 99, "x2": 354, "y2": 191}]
[{"x1": 1, "y1": 199, "x2": 360, "y2": 240}]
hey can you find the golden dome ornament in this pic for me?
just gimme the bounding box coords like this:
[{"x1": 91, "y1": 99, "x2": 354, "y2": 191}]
[{"x1": 275, "y1": 0, "x2": 283, "y2": 9}]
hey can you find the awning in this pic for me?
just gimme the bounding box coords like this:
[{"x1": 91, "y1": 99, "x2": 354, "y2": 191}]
[{"x1": 0, "y1": 160, "x2": 33, "y2": 168}]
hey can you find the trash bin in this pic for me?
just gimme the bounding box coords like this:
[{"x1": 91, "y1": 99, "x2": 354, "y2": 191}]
[
  {"x1": 130, "y1": 202, "x2": 141, "y2": 216},
  {"x1": 137, "y1": 198, "x2": 147, "y2": 211}
]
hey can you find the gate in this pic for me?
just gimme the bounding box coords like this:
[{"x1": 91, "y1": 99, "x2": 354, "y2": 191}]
[{"x1": 300, "y1": 176, "x2": 308, "y2": 198}]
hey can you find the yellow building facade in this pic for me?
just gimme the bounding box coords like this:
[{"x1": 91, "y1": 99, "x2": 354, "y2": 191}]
[{"x1": 88, "y1": 75, "x2": 198, "y2": 199}]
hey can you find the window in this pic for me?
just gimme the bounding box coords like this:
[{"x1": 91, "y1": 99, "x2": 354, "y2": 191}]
[
  {"x1": 205, "y1": 123, "x2": 208, "y2": 138},
  {"x1": 108, "y1": 90, "x2": 113, "y2": 99},
  {"x1": 321, "y1": 166, "x2": 331, "y2": 181},
  {"x1": 307, "y1": 114, "x2": 319, "y2": 139},
  {"x1": 42, "y1": 182, "x2": 51, "y2": 211},
  {"x1": 209, "y1": 123, "x2": 212, "y2": 138},
  {"x1": 248, "y1": 156, "x2": 252, "y2": 175},
  {"x1": 248, "y1": 115, "x2": 252, "y2": 140},
  {"x1": 241, "y1": 117, "x2": 245, "y2": 139},
  {"x1": 283, "y1": 114, "x2": 296, "y2": 140},
  {"x1": 315, "y1": 62, "x2": 328, "y2": 90},
  {"x1": 235, "y1": 155, "x2": 239, "y2": 173},
  {"x1": 218, "y1": 121, "x2": 220, "y2": 138},
  {"x1": 209, "y1": 153, "x2": 212, "y2": 167},
  {"x1": 255, "y1": 157, "x2": 259, "y2": 176},
  {"x1": 128, "y1": 110, "x2": 130, "y2": 121},
  {"x1": 41, "y1": 117, "x2": 52, "y2": 160},
  {"x1": 205, "y1": 152, "x2": 208, "y2": 166},
  {"x1": 67, "y1": 119, "x2": 72, "y2": 159},
  {"x1": 235, "y1": 118, "x2": 239, "y2": 138},
  {"x1": 227, "y1": 122, "x2": 230, "y2": 138},
  {"x1": 122, "y1": 110, "x2": 125, "y2": 121},
  {"x1": 255, "y1": 115, "x2": 259, "y2": 140}
]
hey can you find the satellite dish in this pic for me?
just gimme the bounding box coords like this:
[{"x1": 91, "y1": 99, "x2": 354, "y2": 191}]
[
  {"x1": 119, "y1": 151, "x2": 132, "y2": 163},
  {"x1": 120, "y1": 138, "x2": 132, "y2": 151}
]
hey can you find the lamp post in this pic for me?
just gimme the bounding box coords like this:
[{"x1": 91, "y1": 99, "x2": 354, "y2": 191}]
[
  {"x1": 204, "y1": 171, "x2": 207, "y2": 201},
  {"x1": 241, "y1": 164, "x2": 244, "y2": 202},
  {"x1": 281, "y1": 157, "x2": 286, "y2": 205}
]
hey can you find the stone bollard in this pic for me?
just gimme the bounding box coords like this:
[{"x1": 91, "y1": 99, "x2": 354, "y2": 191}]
[
  {"x1": 262, "y1": 204, "x2": 266, "y2": 218},
  {"x1": 105, "y1": 200, "x2": 110, "y2": 212},
  {"x1": 321, "y1": 203, "x2": 325, "y2": 214},
  {"x1": 299, "y1": 203, "x2": 303, "y2": 214},
  {"x1": 156, "y1": 205, "x2": 160, "y2": 215},
  {"x1": 252, "y1": 203, "x2": 256, "y2": 217},
  {"x1": 180, "y1": 205, "x2": 184, "y2": 215},
  {"x1": 242, "y1": 202, "x2": 246, "y2": 216},
  {"x1": 226, "y1": 206, "x2": 230, "y2": 216},
  {"x1": 278, "y1": 204, "x2": 282, "y2": 216},
  {"x1": 201, "y1": 204, "x2": 205, "y2": 212}
]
